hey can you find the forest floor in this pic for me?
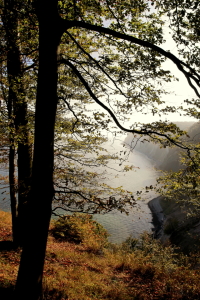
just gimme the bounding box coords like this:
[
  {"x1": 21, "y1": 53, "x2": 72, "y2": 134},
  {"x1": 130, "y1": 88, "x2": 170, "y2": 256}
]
[{"x1": 1, "y1": 210, "x2": 200, "y2": 300}]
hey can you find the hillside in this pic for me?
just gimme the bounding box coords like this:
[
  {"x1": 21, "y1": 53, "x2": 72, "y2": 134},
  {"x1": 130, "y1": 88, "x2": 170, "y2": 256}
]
[
  {"x1": 124, "y1": 121, "x2": 197, "y2": 171},
  {"x1": 125, "y1": 121, "x2": 200, "y2": 253},
  {"x1": 1, "y1": 211, "x2": 200, "y2": 300}
]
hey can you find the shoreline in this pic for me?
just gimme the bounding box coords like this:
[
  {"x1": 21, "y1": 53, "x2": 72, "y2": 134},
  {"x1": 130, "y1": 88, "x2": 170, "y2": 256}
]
[
  {"x1": 148, "y1": 195, "x2": 200, "y2": 254},
  {"x1": 148, "y1": 196, "x2": 165, "y2": 239}
]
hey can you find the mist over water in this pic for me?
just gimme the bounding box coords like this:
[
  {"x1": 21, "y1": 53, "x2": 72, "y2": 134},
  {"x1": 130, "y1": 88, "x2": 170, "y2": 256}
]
[{"x1": 0, "y1": 136, "x2": 159, "y2": 243}]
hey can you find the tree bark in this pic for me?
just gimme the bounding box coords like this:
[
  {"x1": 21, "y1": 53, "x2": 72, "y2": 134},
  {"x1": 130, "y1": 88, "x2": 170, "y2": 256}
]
[{"x1": 15, "y1": 1, "x2": 63, "y2": 299}]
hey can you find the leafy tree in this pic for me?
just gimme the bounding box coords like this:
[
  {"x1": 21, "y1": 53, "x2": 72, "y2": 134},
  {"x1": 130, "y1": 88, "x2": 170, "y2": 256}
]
[
  {"x1": 0, "y1": 1, "x2": 199, "y2": 299},
  {"x1": 156, "y1": 122, "x2": 200, "y2": 215},
  {"x1": 1, "y1": 0, "x2": 34, "y2": 246},
  {"x1": 150, "y1": 0, "x2": 200, "y2": 217},
  {"x1": 53, "y1": 70, "x2": 137, "y2": 215},
  {"x1": 155, "y1": 0, "x2": 200, "y2": 117},
  {"x1": 156, "y1": 150, "x2": 200, "y2": 214},
  {"x1": 0, "y1": 0, "x2": 136, "y2": 239}
]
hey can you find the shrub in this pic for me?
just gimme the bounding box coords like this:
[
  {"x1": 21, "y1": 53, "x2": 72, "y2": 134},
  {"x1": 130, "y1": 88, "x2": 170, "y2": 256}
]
[
  {"x1": 121, "y1": 236, "x2": 138, "y2": 252},
  {"x1": 51, "y1": 213, "x2": 109, "y2": 252}
]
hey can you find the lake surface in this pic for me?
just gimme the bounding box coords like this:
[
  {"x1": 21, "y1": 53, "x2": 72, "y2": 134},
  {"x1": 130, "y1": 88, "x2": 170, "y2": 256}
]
[
  {"x1": 0, "y1": 136, "x2": 159, "y2": 243},
  {"x1": 92, "y1": 137, "x2": 159, "y2": 243},
  {"x1": 0, "y1": 168, "x2": 10, "y2": 212}
]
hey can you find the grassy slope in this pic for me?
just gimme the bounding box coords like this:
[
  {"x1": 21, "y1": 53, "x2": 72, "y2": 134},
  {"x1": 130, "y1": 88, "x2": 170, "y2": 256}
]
[{"x1": 1, "y1": 211, "x2": 200, "y2": 300}]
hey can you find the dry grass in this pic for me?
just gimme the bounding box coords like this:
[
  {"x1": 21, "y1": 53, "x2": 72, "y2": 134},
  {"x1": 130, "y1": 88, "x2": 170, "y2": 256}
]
[
  {"x1": 0, "y1": 211, "x2": 200, "y2": 299},
  {"x1": 0, "y1": 210, "x2": 12, "y2": 240}
]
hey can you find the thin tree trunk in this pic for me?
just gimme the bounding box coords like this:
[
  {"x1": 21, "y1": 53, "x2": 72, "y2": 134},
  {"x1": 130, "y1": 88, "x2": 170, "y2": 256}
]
[
  {"x1": 15, "y1": 1, "x2": 63, "y2": 299},
  {"x1": 6, "y1": 47, "x2": 18, "y2": 244},
  {"x1": 16, "y1": 107, "x2": 32, "y2": 246},
  {"x1": 9, "y1": 143, "x2": 18, "y2": 245},
  {"x1": 3, "y1": 0, "x2": 32, "y2": 246}
]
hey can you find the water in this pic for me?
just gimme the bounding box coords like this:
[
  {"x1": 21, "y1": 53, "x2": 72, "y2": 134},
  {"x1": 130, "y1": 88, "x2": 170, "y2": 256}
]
[
  {"x1": 0, "y1": 168, "x2": 10, "y2": 212},
  {"x1": 92, "y1": 137, "x2": 159, "y2": 243},
  {"x1": 0, "y1": 137, "x2": 159, "y2": 243}
]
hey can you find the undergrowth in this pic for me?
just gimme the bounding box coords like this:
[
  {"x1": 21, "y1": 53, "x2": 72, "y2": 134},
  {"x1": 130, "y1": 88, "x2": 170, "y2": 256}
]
[{"x1": 0, "y1": 211, "x2": 200, "y2": 299}]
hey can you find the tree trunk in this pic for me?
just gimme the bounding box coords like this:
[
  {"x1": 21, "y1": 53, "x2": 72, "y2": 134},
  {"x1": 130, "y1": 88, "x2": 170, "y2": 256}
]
[
  {"x1": 16, "y1": 107, "x2": 32, "y2": 246},
  {"x1": 3, "y1": 0, "x2": 32, "y2": 246},
  {"x1": 8, "y1": 138, "x2": 18, "y2": 244},
  {"x1": 15, "y1": 1, "x2": 63, "y2": 299}
]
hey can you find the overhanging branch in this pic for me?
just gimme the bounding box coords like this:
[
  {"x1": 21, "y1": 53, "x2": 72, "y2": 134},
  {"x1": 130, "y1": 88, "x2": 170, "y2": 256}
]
[
  {"x1": 64, "y1": 20, "x2": 200, "y2": 97},
  {"x1": 60, "y1": 57, "x2": 192, "y2": 151}
]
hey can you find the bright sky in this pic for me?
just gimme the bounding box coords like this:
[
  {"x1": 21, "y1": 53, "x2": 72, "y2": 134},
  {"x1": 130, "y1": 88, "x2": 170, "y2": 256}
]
[
  {"x1": 129, "y1": 61, "x2": 197, "y2": 124},
  {"x1": 158, "y1": 20, "x2": 197, "y2": 122},
  {"x1": 120, "y1": 15, "x2": 197, "y2": 126},
  {"x1": 86, "y1": 15, "x2": 198, "y2": 131},
  {"x1": 129, "y1": 22, "x2": 198, "y2": 125}
]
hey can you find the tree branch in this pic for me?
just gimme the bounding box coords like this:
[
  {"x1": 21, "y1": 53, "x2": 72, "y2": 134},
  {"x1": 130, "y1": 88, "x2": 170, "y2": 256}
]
[
  {"x1": 64, "y1": 20, "x2": 200, "y2": 96},
  {"x1": 65, "y1": 30, "x2": 127, "y2": 98},
  {"x1": 58, "y1": 96, "x2": 79, "y2": 132},
  {"x1": 60, "y1": 57, "x2": 192, "y2": 151}
]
